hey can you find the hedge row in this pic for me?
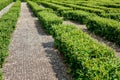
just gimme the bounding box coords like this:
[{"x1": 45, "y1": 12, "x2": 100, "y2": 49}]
[
  {"x1": 77, "y1": 3, "x2": 108, "y2": 10},
  {"x1": 27, "y1": 1, "x2": 62, "y2": 32},
  {"x1": 64, "y1": 1, "x2": 120, "y2": 20},
  {"x1": 77, "y1": 3, "x2": 112, "y2": 13},
  {"x1": 0, "y1": 0, "x2": 13, "y2": 11},
  {"x1": 0, "y1": 0, "x2": 21, "y2": 79},
  {"x1": 40, "y1": 1, "x2": 72, "y2": 16},
  {"x1": 51, "y1": 24, "x2": 120, "y2": 80},
  {"x1": 37, "y1": 11, "x2": 62, "y2": 33},
  {"x1": 100, "y1": 13, "x2": 120, "y2": 22},
  {"x1": 49, "y1": 1, "x2": 104, "y2": 15},
  {"x1": 63, "y1": 10, "x2": 120, "y2": 45},
  {"x1": 101, "y1": 3, "x2": 120, "y2": 8},
  {"x1": 87, "y1": 17, "x2": 120, "y2": 45},
  {"x1": 61, "y1": 0, "x2": 120, "y2": 14},
  {"x1": 28, "y1": 2, "x2": 120, "y2": 79},
  {"x1": 38, "y1": 1, "x2": 120, "y2": 21},
  {"x1": 63, "y1": 10, "x2": 95, "y2": 24},
  {"x1": 61, "y1": 5, "x2": 120, "y2": 22},
  {"x1": 27, "y1": 1, "x2": 53, "y2": 16}
]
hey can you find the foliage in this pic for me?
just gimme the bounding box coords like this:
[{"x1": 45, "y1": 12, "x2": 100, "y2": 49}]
[
  {"x1": 87, "y1": 16, "x2": 120, "y2": 45},
  {"x1": 50, "y1": 24, "x2": 119, "y2": 80},
  {"x1": 27, "y1": 1, "x2": 53, "y2": 16},
  {"x1": 49, "y1": 1, "x2": 104, "y2": 15},
  {"x1": 63, "y1": 10, "x2": 95, "y2": 24},
  {"x1": 0, "y1": 0, "x2": 21, "y2": 79},
  {"x1": 100, "y1": 13, "x2": 120, "y2": 21},
  {"x1": 37, "y1": 11, "x2": 62, "y2": 33},
  {"x1": 0, "y1": 0, "x2": 13, "y2": 11},
  {"x1": 40, "y1": 1, "x2": 72, "y2": 16}
]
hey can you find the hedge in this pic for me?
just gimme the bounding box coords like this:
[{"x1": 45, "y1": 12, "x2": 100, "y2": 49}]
[
  {"x1": 63, "y1": 10, "x2": 95, "y2": 24},
  {"x1": 0, "y1": 0, "x2": 21, "y2": 79},
  {"x1": 50, "y1": 24, "x2": 119, "y2": 80},
  {"x1": 37, "y1": 11, "x2": 63, "y2": 33},
  {"x1": 40, "y1": 1, "x2": 72, "y2": 16},
  {"x1": 102, "y1": 4, "x2": 120, "y2": 8},
  {"x1": 27, "y1": 1, "x2": 53, "y2": 16},
  {"x1": 51, "y1": 24, "x2": 115, "y2": 58},
  {"x1": 27, "y1": 1, "x2": 63, "y2": 32},
  {"x1": 77, "y1": 3, "x2": 108, "y2": 10},
  {"x1": 62, "y1": 9, "x2": 120, "y2": 45},
  {"x1": 87, "y1": 16, "x2": 120, "y2": 45},
  {"x1": 100, "y1": 13, "x2": 120, "y2": 21},
  {"x1": 49, "y1": 2, "x2": 104, "y2": 15},
  {"x1": 0, "y1": 0, "x2": 13, "y2": 11}
]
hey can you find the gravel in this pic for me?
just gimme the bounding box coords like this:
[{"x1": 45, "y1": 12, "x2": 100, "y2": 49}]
[{"x1": 3, "y1": 3, "x2": 71, "y2": 80}]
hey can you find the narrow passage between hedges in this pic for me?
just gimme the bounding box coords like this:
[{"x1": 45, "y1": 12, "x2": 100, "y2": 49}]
[
  {"x1": 3, "y1": 2, "x2": 71, "y2": 80},
  {"x1": 63, "y1": 20, "x2": 120, "y2": 57},
  {"x1": 0, "y1": 2, "x2": 14, "y2": 18}
]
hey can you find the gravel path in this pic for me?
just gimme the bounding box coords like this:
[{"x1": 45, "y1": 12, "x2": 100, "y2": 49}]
[
  {"x1": 3, "y1": 3, "x2": 70, "y2": 80},
  {"x1": 0, "y1": 2, "x2": 14, "y2": 18},
  {"x1": 63, "y1": 20, "x2": 120, "y2": 57}
]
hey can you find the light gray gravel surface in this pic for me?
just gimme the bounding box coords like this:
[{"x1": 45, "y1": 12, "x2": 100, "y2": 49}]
[
  {"x1": 0, "y1": 2, "x2": 14, "y2": 18},
  {"x1": 3, "y1": 3, "x2": 70, "y2": 80}
]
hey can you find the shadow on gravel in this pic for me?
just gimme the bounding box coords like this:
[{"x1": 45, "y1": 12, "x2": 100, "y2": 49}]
[
  {"x1": 34, "y1": 20, "x2": 49, "y2": 35},
  {"x1": 26, "y1": 3, "x2": 72, "y2": 80},
  {"x1": 27, "y1": 4, "x2": 49, "y2": 36},
  {"x1": 35, "y1": 23, "x2": 70, "y2": 79},
  {"x1": 42, "y1": 42, "x2": 72, "y2": 80}
]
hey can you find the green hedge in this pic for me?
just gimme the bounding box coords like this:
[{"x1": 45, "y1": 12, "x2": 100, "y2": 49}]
[
  {"x1": 50, "y1": 1, "x2": 104, "y2": 15},
  {"x1": 40, "y1": 1, "x2": 72, "y2": 16},
  {"x1": 77, "y1": 3, "x2": 108, "y2": 10},
  {"x1": 87, "y1": 16, "x2": 120, "y2": 45},
  {"x1": 0, "y1": 0, "x2": 13, "y2": 11},
  {"x1": 51, "y1": 24, "x2": 115, "y2": 58},
  {"x1": 50, "y1": 24, "x2": 120, "y2": 80},
  {"x1": 62, "y1": 10, "x2": 120, "y2": 45},
  {"x1": 63, "y1": 10, "x2": 95, "y2": 24},
  {"x1": 100, "y1": 13, "x2": 120, "y2": 21},
  {"x1": 27, "y1": 1, "x2": 62, "y2": 32},
  {"x1": 0, "y1": 0, "x2": 20, "y2": 79},
  {"x1": 27, "y1": 1, "x2": 53, "y2": 16},
  {"x1": 37, "y1": 11, "x2": 62, "y2": 33},
  {"x1": 102, "y1": 4, "x2": 120, "y2": 8}
]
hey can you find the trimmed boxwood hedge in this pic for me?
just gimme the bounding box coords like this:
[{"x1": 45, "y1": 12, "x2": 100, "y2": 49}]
[
  {"x1": 50, "y1": 24, "x2": 119, "y2": 80},
  {"x1": 0, "y1": 0, "x2": 21, "y2": 79},
  {"x1": 87, "y1": 16, "x2": 120, "y2": 45},
  {"x1": 100, "y1": 13, "x2": 120, "y2": 22},
  {"x1": 0, "y1": 0, "x2": 13, "y2": 11},
  {"x1": 27, "y1": 1, "x2": 63, "y2": 33},
  {"x1": 27, "y1": 1, "x2": 53, "y2": 16},
  {"x1": 62, "y1": 10, "x2": 120, "y2": 45},
  {"x1": 49, "y1": 1, "x2": 104, "y2": 15},
  {"x1": 63, "y1": 10, "x2": 95, "y2": 24},
  {"x1": 37, "y1": 11, "x2": 63, "y2": 33},
  {"x1": 40, "y1": 1, "x2": 72, "y2": 16}
]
